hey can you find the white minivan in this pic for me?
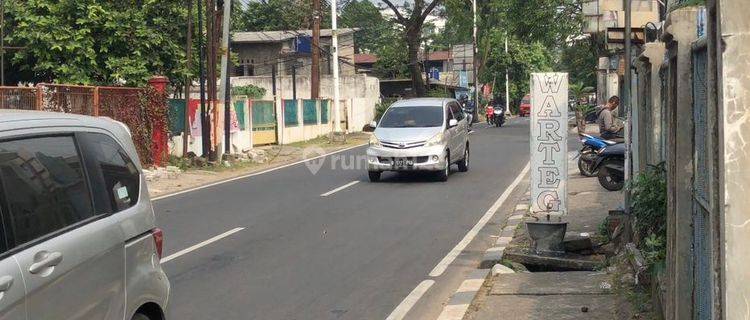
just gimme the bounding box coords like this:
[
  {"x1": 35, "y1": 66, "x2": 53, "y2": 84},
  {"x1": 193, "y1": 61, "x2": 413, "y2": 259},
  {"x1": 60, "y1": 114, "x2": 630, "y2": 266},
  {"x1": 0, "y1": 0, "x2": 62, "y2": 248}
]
[
  {"x1": 366, "y1": 98, "x2": 470, "y2": 182},
  {"x1": 0, "y1": 110, "x2": 169, "y2": 320}
]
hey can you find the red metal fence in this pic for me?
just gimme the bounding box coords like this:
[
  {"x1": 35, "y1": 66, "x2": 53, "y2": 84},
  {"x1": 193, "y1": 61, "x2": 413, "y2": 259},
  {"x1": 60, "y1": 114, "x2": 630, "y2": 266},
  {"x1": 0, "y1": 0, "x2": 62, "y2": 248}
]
[{"x1": 0, "y1": 83, "x2": 168, "y2": 166}]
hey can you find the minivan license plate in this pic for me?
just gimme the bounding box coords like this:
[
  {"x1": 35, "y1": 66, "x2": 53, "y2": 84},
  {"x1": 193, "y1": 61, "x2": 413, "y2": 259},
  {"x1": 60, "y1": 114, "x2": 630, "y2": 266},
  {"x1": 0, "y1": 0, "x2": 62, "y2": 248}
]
[{"x1": 393, "y1": 158, "x2": 414, "y2": 168}]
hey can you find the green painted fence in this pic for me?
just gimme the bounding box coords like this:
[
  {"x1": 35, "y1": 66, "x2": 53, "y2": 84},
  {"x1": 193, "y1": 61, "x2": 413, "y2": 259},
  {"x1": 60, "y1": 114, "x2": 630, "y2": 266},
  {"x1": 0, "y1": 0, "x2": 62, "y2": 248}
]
[
  {"x1": 168, "y1": 99, "x2": 185, "y2": 136},
  {"x1": 303, "y1": 100, "x2": 318, "y2": 125},
  {"x1": 284, "y1": 100, "x2": 298, "y2": 126},
  {"x1": 320, "y1": 100, "x2": 329, "y2": 124},
  {"x1": 252, "y1": 100, "x2": 276, "y2": 129},
  {"x1": 234, "y1": 100, "x2": 247, "y2": 130}
]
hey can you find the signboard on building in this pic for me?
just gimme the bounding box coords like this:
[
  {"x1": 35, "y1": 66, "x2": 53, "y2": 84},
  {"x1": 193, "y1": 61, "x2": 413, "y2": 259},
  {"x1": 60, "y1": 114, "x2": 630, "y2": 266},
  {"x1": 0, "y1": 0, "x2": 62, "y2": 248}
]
[
  {"x1": 530, "y1": 73, "x2": 568, "y2": 216},
  {"x1": 459, "y1": 71, "x2": 469, "y2": 88}
]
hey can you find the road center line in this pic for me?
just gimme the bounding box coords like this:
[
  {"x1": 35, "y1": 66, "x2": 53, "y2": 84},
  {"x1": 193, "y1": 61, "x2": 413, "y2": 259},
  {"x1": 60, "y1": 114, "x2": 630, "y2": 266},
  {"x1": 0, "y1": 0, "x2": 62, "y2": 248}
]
[
  {"x1": 385, "y1": 280, "x2": 435, "y2": 320},
  {"x1": 160, "y1": 227, "x2": 245, "y2": 264},
  {"x1": 320, "y1": 180, "x2": 360, "y2": 197},
  {"x1": 428, "y1": 162, "x2": 530, "y2": 277}
]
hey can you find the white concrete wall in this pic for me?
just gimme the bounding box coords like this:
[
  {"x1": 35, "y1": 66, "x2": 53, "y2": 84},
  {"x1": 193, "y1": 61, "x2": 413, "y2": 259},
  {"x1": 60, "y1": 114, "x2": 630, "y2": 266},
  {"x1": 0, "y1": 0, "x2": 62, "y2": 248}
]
[
  {"x1": 276, "y1": 99, "x2": 333, "y2": 144},
  {"x1": 718, "y1": 0, "x2": 750, "y2": 317},
  {"x1": 232, "y1": 73, "x2": 380, "y2": 136}
]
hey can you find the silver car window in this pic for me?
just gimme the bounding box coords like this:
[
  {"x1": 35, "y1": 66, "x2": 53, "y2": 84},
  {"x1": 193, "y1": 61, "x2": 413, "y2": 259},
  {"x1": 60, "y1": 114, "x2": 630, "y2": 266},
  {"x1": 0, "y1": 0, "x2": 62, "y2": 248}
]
[
  {"x1": 78, "y1": 133, "x2": 140, "y2": 213},
  {"x1": 0, "y1": 135, "x2": 95, "y2": 247},
  {"x1": 379, "y1": 106, "x2": 444, "y2": 128}
]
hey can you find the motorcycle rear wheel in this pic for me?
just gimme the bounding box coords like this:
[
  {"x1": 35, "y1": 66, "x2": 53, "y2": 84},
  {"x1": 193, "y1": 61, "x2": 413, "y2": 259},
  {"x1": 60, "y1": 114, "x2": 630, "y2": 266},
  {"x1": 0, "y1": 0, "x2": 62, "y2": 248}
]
[{"x1": 597, "y1": 159, "x2": 624, "y2": 191}]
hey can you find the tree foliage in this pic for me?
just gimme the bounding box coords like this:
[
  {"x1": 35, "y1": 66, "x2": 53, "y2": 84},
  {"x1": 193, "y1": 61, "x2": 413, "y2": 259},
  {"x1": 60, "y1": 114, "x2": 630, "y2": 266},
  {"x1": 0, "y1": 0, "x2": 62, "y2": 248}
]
[
  {"x1": 380, "y1": 0, "x2": 442, "y2": 96},
  {"x1": 231, "y1": 0, "x2": 327, "y2": 32},
  {"x1": 5, "y1": 0, "x2": 187, "y2": 87},
  {"x1": 476, "y1": 0, "x2": 587, "y2": 106},
  {"x1": 340, "y1": 0, "x2": 393, "y2": 54},
  {"x1": 480, "y1": 34, "x2": 553, "y2": 107},
  {"x1": 557, "y1": 37, "x2": 600, "y2": 88},
  {"x1": 429, "y1": 0, "x2": 471, "y2": 50}
]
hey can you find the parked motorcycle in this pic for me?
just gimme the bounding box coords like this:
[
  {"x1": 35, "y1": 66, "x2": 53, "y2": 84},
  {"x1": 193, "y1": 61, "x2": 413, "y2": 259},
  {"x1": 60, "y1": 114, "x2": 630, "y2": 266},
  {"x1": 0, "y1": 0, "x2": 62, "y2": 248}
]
[
  {"x1": 492, "y1": 107, "x2": 505, "y2": 127},
  {"x1": 577, "y1": 133, "x2": 616, "y2": 177},
  {"x1": 591, "y1": 142, "x2": 625, "y2": 191}
]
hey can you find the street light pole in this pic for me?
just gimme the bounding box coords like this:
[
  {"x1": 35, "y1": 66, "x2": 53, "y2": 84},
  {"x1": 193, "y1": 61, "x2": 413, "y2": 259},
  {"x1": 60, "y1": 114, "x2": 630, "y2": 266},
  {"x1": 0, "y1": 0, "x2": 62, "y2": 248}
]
[
  {"x1": 331, "y1": 0, "x2": 341, "y2": 133},
  {"x1": 472, "y1": 0, "x2": 478, "y2": 114},
  {"x1": 505, "y1": 35, "x2": 509, "y2": 114}
]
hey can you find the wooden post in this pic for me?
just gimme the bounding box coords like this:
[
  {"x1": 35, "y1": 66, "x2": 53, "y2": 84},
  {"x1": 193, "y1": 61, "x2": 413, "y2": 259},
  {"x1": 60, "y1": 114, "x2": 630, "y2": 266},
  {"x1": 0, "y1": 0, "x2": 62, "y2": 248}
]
[
  {"x1": 92, "y1": 87, "x2": 100, "y2": 116},
  {"x1": 35, "y1": 84, "x2": 43, "y2": 111}
]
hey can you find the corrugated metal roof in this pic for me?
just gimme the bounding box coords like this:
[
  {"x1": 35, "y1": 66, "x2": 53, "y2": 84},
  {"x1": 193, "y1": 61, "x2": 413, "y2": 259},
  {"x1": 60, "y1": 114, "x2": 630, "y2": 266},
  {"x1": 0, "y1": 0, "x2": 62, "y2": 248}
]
[
  {"x1": 232, "y1": 28, "x2": 358, "y2": 43},
  {"x1": 354, "y1": 53, "x2": 378, "y2": 64},
  {"x1": 427, "y1": 51, "x2": 451, "y2": 61}
]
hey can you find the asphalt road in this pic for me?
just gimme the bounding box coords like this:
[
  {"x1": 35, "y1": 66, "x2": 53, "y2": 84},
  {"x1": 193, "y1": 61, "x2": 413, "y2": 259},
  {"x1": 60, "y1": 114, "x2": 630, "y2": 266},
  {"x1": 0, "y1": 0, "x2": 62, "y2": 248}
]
[{"x1": 154, "y1": 117, "x2": 532, "y2": 320}]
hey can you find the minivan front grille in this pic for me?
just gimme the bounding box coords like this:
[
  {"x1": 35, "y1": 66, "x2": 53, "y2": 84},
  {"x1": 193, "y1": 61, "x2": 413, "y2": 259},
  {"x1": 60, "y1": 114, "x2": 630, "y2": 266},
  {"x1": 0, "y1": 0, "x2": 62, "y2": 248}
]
[{"x1": 381, "y1": 140, "x2": 426, "y2": 149}]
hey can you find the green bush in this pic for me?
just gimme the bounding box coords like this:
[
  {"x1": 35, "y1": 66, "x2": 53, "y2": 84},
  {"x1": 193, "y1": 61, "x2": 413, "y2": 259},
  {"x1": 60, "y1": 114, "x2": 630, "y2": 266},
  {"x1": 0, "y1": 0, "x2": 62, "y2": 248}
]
[
  {"x1": 375, "y1": 98, "x2": 397, "y2": 121},
  {"x1": 629, "y1": 162, "x2": 667, "y2": 271},
  {"x1": 426, "y1": 88, "x2": 451, "y2": 98},
  {"x1": 232, "y1": 85, "x2": 266, "y2": 99}
]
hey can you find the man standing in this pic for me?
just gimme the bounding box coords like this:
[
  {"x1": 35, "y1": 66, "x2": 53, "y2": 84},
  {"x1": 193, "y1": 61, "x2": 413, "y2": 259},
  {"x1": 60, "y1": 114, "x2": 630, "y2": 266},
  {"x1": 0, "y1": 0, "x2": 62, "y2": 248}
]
[{"x1": 597, "y1": 95, "x2": 623, "y2": 140}]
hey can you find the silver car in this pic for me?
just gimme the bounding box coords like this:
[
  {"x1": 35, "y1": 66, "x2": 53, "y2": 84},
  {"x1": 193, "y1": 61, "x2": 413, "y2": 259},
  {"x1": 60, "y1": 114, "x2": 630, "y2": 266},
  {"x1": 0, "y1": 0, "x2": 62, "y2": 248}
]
[
  {"x1": 0, "y1": 110, "x2": 169, "y2": 320},
  {"x1": 366, "y1": 98, "x2": 470, "y2": 182}
]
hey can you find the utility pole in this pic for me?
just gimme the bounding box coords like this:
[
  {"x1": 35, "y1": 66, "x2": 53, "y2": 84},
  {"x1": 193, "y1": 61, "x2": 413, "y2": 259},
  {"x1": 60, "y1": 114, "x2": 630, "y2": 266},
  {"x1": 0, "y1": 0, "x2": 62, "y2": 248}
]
[
  {"x1": 623, "y1": 0, "x2": 632, "y2": 209},
  {"x1": 472, "y1": 0, "x2": 478, "y2": 117},
  {"x1": 199, "y1": 0, "x2": 210, "y2": 157},
  {"x1": 218, "y1": 0, "x2": 231, "y2": 155},
  {"x1": 311, "y1": 0, "x2": 321, "y2": 99},
  {"x1": 206, "y1": 0, "x2": 219, "y2": 159},
  {"x1": 292, "y1": 64, "x2": 297, "y2": 100},
  {"x1": 504, "y1": 35, "x2": 509, "y2": 114},
  {"x1": 331, "y1": 0, "x2": 341, "y2": 133},
  {"x1": 1, "y1": 0, "x2": 4, "y2": 86},
  {"x1": 183, "y1": 0, "x2": 194, "y2": 157}
]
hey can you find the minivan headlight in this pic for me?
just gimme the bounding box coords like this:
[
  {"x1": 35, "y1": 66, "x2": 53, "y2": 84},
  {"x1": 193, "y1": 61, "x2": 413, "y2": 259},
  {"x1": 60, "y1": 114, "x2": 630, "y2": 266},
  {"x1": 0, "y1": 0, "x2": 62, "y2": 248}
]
[
  {"x1": 369, "y1": 134, "x2": 382, "y2": 147},
  {"x1": 424, "y1": 132, "x2": 444, "y2": 147}
]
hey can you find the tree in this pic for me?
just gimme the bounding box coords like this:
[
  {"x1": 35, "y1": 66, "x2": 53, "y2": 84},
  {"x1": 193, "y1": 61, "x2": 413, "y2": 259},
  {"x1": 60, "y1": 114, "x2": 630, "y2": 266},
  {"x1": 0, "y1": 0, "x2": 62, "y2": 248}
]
[
  {"x1": 340, "y1": 0, "x2": 393, "y2": 53},
  {"x1": 372, "y1": 36, "x2": 410, "y2": 79},
  {"x1": 476, "y1": 0, "x2": 584, "y2": 107},
  {"x1": 5, "y1": 0, "x2": 187, "y2": 86},
  {"x1": 232, "y1": 0, "x2": 318, "y2": 31},
  {"x1": 429, "y1": 0, "x2": 471, "y2": 50},
  {"x1": 380, "y1": 0, "x2": 442, "y2": 96},
  {"x1": 557, "y1": 37, "x2": 601, "y2": 89},
  {"x1": 480, "y1": 34, "x2": 553, "y2": 110}
]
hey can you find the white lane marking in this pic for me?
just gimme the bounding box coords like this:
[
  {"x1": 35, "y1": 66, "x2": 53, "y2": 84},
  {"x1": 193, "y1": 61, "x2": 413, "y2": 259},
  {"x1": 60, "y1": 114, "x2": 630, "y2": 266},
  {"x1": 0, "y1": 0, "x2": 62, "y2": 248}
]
[
  {"x1": 320, "y1": 180, "x2": 360, "y2": 197},
  {"x1": 151, "y1": 143, "x2": 368, "y2": 201},
  {"x1": 160, "y1": 227, "x2": 245, "y2": 263},
  {"x1": 385, "y1": 280, "x2": 435, "y2": 320},
  {"x1": 428, "y1": 162, "x2": 530, "y2": 277}
]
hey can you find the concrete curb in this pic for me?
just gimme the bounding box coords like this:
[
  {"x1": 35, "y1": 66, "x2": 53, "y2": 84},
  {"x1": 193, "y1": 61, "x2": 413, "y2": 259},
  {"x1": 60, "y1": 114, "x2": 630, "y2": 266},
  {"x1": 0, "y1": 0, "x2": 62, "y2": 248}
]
[
  {"x1": 435, "y1": 269, "x2": 491, "y2": 320},
  {"x1": 434, "y1": 189, "x2": 530, "y2": 320}
]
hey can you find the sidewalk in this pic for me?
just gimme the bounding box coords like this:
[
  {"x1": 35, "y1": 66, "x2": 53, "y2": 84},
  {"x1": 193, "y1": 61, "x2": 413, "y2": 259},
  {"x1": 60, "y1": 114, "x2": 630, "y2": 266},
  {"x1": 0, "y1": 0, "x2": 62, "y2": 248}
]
[{"x1": 463, "y1": 154, "x2": 626, "y2": 320}]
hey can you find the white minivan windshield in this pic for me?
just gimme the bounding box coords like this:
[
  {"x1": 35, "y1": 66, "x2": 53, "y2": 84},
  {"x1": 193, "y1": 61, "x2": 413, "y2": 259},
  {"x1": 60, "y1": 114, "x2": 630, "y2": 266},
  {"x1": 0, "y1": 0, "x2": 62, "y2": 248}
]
[{"x1": 379, "y1": 106, "x2": 444, "y2": 128}]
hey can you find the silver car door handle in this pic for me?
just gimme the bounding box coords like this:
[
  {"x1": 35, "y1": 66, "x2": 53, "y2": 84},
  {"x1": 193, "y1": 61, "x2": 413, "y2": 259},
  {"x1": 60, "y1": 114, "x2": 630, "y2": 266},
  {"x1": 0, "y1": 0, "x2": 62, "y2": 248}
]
[
  {"x1": 0, "y1": 276, "x2": 13, "y2": 292},
  {"x1": 29, "y1": 252, "x2": 63, "y2": 274}
]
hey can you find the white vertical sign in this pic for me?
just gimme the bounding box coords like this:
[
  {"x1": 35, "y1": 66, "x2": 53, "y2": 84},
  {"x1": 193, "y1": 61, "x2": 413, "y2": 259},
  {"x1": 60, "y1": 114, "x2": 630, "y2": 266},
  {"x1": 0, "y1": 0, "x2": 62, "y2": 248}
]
[{"x1": 530, "y1": 73, "x2": 568, "y2": 216}]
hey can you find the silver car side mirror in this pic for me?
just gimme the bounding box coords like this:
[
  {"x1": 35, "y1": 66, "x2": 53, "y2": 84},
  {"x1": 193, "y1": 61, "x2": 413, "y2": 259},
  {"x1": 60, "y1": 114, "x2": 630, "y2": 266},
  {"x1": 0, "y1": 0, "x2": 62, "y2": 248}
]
[
  {"x1": 448, "y1": 119, "x2": 458, "y2": 128},
  {"x1": 370, "y1": 120, "x2": 377, "y2": 128}
]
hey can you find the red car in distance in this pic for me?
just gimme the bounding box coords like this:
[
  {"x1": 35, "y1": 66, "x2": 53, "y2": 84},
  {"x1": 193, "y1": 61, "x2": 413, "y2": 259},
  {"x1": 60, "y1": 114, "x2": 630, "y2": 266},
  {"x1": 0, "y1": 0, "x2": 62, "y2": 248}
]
[{"x1": 519, "y1": 94, "x2": 531, "y2": 117}]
